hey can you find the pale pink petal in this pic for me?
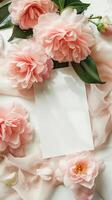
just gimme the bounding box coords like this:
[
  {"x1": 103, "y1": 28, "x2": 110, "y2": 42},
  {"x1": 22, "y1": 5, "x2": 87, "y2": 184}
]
[
  {"x1": 0, "y1": 103, "x2": 32, "y2": 156},
  {"x1": 9, "y1": 0, "x2": 57, "y2": 30},
  {"x1": 34, "y1": 8, "x2": 95, "y2": 63},
  {"x1": 9, "y1": 40, "x2": 53, "y2": 90},
  {"x1": 55, "y1": 152, "x2": 100, "y2": 189}
]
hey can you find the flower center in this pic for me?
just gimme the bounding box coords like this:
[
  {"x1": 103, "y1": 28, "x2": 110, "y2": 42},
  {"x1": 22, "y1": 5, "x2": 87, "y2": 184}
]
[
  {"x1": 15, "y1": 56, "x2": 37, "y2": 75},
  {"x1": 72, "y1": 162, "x2": 88, "y2": 174}
]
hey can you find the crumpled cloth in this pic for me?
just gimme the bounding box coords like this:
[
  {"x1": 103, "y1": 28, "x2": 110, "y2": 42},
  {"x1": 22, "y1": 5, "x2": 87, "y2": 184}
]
[{"x1": 86, "y1": 36, "x2": 112, "y2": 148}]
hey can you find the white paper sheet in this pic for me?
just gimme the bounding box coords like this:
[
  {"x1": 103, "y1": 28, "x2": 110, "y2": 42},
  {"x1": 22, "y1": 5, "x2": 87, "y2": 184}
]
[{"x1": 35, "y1": 66, "x2": 94, "y2": 158}]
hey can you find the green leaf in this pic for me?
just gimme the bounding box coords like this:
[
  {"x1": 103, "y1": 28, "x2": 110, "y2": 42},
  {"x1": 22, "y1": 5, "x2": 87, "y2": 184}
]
[
  {"x1": 52, "y1": 0, "x2": 90, "y2": 13},
  {"x1": 8, "y1": 25, "x2": 33, "y2": 41},
  {"x1": 53, "y1": 60, "x2": 68, "y2": 69},
  {"x1": 52, "y1": 0, "x2": 65, "y2": 10},
  {"x1": 72, "y1": 56, "x2": 105, "y2": 84},
  {"x1": 51, "y1": 0, "x2": 58, "y2": 6},
  {"x1": 0, "y1": 16, "x2": 12, "y2": 29},
  {"x1": 64, "y1": 0, "x2": 90, "y2": 13},
  {"x1": 59, "y1": 0, "x2": 65, "y2": 10},
  {"x1": 0, "y1": 1, "x2": 11, "y2": 24}
]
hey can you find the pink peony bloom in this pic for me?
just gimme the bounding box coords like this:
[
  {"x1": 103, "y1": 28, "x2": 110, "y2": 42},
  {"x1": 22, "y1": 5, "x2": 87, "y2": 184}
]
[
  {"x1": 55, "y1": 153, "x2": 100, "y2": 189},
  {"x1": 9, "y1": 40, "x2": 53, "y2": 90},
  {"x1": 0, "y1": 103, "x2": 32, "y2": 154},
  {"x1": 34, "y1": 8, "x2": 95, "y2": 63},
  {"x1": 9, "y1": 0, "x2": 57, "y2": 30}
]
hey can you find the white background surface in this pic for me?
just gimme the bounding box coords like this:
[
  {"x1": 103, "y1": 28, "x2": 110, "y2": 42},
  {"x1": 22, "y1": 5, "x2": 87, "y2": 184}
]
[{"x1": 0, "y1": 0, "x2": 112, "y2": 199}]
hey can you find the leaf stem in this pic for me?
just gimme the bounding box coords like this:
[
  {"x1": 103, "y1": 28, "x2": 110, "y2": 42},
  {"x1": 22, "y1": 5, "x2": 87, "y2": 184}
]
[
  {"x1": 89, "y1": 15, "x2": 102, "y2": 20},
  {"x1": 53, "y1": 61, "x2": 69, "y2": 69},
  {"x1": 89, "y1": 20, "x2": 98, "y2": 26}
]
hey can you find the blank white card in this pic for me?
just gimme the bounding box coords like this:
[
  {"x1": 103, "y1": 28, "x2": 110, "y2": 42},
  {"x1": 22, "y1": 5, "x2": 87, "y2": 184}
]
[{"x1": 35, "y1": 66, "x2": 94, "y2": 158}]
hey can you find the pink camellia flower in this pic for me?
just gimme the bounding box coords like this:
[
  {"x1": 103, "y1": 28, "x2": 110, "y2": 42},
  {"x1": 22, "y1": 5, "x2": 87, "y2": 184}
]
[
  {"x1": 9, "y1": 0, "x2": 57, "y2": 30},
  {"x1": 9, "y1": 40, "x2": 53, "y2": 90},
  {"x1": 0, "y1": 103, "x2": 32, "y2": 155},
  {"x1": 34, "y1": 8, "x2": 95, "y2": 63},
  {"x1": 97, "y1": 16, "x2": 112, "y2": 37},
  {"x1": 55, "y1": 152, "x2": 100, "y2": 189}
]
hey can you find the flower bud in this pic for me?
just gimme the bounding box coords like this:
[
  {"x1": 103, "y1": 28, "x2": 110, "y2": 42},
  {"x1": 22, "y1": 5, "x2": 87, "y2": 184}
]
[{"x1": 97, "y1": 16, "x2": 112, "y2": 36}]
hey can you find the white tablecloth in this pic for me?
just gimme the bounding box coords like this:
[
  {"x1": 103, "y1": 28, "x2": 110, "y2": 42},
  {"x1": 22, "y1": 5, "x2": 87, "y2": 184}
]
[{"x1": 0, "y1": 0, "x2": 112, "y2": 199}]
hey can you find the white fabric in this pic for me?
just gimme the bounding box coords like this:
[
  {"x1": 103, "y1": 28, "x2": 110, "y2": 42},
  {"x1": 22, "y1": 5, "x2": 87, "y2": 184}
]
[{"x1": 0, "y1": 0, "x2": 112, "y2": 199}]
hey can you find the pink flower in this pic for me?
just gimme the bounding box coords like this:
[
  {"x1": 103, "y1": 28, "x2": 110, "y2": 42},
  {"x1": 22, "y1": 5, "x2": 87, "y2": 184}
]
[
  {"x1": 97, "y1": 16, "x2": 112, "y2": 37},
  {"x1": 9, "y1": 0, "x2": 57, "y2": 30},
  {"x1": 0, "y1": 103, "x2": 32, "y2": 154},
  {"x1": 34, "y1": 8, "x2": 95, "y2": 63},
  {"x1": 9, "y1": 40, "x2": 53, "y2": 90},
  {"x1": 55, "y1": 153, "x2": 100, "y2": 189}
]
